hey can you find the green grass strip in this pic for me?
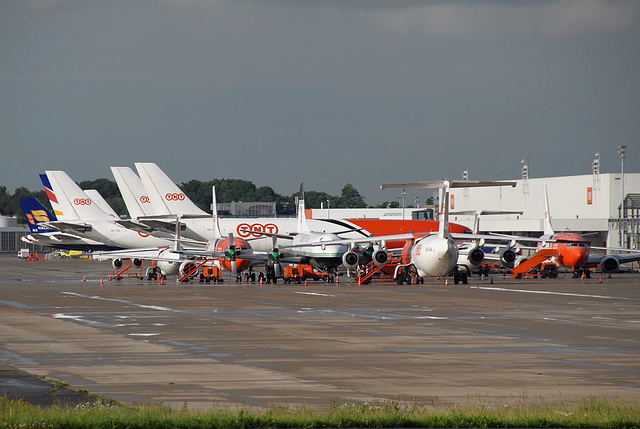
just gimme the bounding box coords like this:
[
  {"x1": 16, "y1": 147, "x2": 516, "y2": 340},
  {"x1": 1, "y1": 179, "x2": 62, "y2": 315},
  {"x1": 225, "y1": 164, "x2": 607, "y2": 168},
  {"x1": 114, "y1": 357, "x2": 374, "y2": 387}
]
[{"x1": 1, "y1": 395, "x2": 639, "y2": 428}]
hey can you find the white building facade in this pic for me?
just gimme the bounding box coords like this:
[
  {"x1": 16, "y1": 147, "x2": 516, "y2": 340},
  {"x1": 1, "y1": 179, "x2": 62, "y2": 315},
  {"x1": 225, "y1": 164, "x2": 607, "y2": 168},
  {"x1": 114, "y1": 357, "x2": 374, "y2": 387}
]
[{"x1": 310, "y1": 173, "x2": 640, "y2": 249}]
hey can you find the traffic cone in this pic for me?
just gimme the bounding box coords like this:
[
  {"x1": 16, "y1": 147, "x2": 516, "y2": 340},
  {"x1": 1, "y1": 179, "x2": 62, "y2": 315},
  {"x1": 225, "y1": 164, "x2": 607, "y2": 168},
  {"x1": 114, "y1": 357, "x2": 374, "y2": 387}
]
[
  {"x1": 336, "y1": 276, "x2": 339, "y2": 284},
  {"x1": 581, "y1": 271, "x2": 585, "y2": 280},
  {"x1": 109, "y1": 275, "x2": 112, "y2": 281},
  {"x1": 83, "y1": 276, "x2": 86, "y2": 282},
  {"x1": 445, "y1": 279, "x2": 448, "y2": 285},
  {"x1": 100, "y1": 278, "x2": 103, "y2": 286},
  {"x1": 260, "y1": 277, "x2": 263, "y2": 285},
  {"x1": 599, "y1": 276, "x2": 602, "y2": 284}
]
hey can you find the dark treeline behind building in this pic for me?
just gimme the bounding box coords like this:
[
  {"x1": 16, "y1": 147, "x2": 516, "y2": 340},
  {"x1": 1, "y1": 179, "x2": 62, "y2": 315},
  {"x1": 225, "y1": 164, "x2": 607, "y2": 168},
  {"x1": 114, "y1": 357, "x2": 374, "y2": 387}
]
[{"x1": 1, "y1": 179, "x2": 403, "y2": 221}]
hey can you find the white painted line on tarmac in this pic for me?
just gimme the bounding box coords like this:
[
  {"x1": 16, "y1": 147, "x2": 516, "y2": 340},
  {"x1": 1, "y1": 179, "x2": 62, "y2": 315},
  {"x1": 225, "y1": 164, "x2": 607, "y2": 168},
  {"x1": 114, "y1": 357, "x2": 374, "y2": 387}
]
[
  {"x1": 291, "y1": 291, "x2": 336, "y2": 298},
  {"x1": 61, "y1": 292, "x2": 174, "y2": 311},
  {"x1": 472, "y1": 286, "x2": 640, "y2": 301}
]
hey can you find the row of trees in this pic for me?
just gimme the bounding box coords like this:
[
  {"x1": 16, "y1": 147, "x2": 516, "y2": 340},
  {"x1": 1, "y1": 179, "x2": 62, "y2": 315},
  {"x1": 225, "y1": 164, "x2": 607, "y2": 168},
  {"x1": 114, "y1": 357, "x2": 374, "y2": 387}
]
[{"x1": 1, "y1": 179, "x2": 403, "y2": 220}]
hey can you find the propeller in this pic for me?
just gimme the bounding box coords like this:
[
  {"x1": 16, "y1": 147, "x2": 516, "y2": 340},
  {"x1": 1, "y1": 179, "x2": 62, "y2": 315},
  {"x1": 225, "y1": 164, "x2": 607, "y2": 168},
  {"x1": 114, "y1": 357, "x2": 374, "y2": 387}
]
[
  {"x1": 225, "y1": 232, "x2": 237, "y2": 275},
  {"x1": 268, "y1": 235, "x2": 283, "y2": 277}
]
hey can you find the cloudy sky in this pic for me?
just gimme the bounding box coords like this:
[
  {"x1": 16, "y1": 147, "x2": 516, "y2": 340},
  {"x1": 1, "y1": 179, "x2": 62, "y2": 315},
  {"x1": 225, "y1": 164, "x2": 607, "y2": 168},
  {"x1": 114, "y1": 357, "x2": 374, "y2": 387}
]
[{"x1": 1, "y1": 0, "x2": 639, "y2": 205}]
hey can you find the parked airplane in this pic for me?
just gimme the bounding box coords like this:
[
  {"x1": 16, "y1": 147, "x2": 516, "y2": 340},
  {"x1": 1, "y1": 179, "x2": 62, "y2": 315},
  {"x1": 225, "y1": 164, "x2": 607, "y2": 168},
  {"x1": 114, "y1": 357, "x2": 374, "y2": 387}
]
[
  {"x1": 380, "y1": 180, "x2": 517, "y2": 284},
  {"x1": 93, "y1": 188, "x2": 266, "y2": 280},
  {"x1": 20, "y1": 198, "x2": 116, "y2": 251},
  {"x1": 40, "y1": 171, "x2": 172, "y2": 249},
  {"x1": 508, "y1": 184, "x2": 640, "y2": 277},
  {"x1": 453, "y1": 209, "x2": 524, "y2": 275},
  {"x1": 240, "y1": 184, "x2": 414, "y2": 280}
]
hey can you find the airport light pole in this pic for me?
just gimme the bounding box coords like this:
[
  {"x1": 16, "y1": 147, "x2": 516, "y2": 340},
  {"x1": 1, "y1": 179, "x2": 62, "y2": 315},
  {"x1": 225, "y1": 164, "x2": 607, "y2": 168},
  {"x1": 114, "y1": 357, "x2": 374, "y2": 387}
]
[{"x1": 619, "y1": 145, "x2": 626, "y2": 217}]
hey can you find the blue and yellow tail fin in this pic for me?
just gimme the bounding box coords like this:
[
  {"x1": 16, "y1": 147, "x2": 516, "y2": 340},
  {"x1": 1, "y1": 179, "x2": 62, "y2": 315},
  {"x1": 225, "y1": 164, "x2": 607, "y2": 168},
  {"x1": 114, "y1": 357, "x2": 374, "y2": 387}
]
[{"x1": 20, "y1": 198, "x2": 57, "y2": 234}]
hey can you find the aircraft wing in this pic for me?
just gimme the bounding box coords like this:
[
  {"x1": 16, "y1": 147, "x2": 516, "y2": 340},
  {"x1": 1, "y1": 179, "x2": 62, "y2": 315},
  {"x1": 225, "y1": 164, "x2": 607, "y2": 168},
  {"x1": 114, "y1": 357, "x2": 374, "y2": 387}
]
[
  {"x1": 92, "y1": 247, "x2": 173, "y2": 261},
  {"x1": 44, "y1": 221, "x2": 93, "y2": 233},
  {"x1": 583, "y1": 250, "x2": 640, "y2": 269},
  {"x1": 279, "y1": 233, "x2": 417, "y2": 250}
]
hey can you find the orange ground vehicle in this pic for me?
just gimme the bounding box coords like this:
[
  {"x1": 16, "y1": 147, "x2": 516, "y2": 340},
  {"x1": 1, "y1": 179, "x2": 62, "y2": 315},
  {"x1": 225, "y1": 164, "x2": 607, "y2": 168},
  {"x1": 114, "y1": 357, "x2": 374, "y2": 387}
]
[{"x1": 283, "y1": 264, "x2": 331, "y2": 284}]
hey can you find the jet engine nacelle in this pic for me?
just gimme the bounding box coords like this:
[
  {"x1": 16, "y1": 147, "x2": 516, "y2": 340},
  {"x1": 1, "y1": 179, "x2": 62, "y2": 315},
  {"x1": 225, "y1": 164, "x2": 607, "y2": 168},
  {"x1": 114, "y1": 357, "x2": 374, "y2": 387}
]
[
  {"x1": 371, "y1": 250, "x2": 389, "y2": 267},
  {"x1": 600, "y1": 256, "x2": 620, "y2": 273},
  {"x1": 133, "y1": 258, "x2": 143, "y2": 267},
  {"x1": 112, "y1": 258, "x2": 123, "y2": 269},
  {"x1": 179, "y1": 261, "x2": 198, "y2": 278},
  {"x1": 467, "y1": 248, "x2": 485, "y2": 265},
  {"x1": 501, "y1": 249, "x2": 517, "y2": 267},
  {"x1": 342, "y1": 251, "x2": 359, "y2": 269}
]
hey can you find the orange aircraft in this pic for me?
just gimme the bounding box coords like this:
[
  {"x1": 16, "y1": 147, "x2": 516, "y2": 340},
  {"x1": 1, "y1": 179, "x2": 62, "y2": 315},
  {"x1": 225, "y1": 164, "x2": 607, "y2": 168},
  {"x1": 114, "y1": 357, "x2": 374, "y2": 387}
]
[{"x1": 511, "y1": 184, "x2": 640, "y2": 278}]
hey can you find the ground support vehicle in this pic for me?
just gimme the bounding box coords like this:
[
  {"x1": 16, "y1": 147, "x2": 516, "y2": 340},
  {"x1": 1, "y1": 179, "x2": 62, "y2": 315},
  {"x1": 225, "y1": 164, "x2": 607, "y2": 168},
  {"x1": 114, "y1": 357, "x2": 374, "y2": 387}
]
[{"x1": 283, "y1": 265, "x2": 331, "y2": 284}]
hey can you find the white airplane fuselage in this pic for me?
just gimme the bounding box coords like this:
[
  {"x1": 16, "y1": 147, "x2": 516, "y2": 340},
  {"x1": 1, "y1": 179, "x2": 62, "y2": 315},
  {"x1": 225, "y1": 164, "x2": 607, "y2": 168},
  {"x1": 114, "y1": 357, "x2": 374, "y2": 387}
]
[{"x1": 410, "y1": 234, "x2": 459, "y2": 278}]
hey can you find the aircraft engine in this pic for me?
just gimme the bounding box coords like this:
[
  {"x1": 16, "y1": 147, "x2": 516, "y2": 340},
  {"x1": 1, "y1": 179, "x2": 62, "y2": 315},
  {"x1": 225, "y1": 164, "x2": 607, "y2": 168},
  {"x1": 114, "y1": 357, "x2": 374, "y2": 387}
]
[
  {"x1": 371, "y1": 250, "x2": 389, "y2": 267},
  {"x1": 112, "y1": 258, "x2": 123, "y2": 269},
  {"x1": 501, "y1": 249, "x2": 517, "y2": 267},
  {"x1": 600, "y1": 256, "x2": 620, "y2": 273},
  {"x1": 342, "y1": 251, "x2": 359, "y2": 269},
  {"x1": 467, "y1": 248, "x2": 485, "y2": 265},
  {"x1": 179, "y1": 261, "x2": 198, "y2": 278},
  {"x1": 133, "y1": 258, "x2": 143, "y2": 267}
]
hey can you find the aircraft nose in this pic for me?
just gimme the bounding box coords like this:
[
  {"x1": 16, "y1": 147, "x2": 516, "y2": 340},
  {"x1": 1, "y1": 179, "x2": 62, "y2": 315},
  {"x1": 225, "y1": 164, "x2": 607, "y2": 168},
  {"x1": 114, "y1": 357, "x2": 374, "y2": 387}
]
[{"x1": 564, "y1": 247, "x2": 588, "y2": 269}]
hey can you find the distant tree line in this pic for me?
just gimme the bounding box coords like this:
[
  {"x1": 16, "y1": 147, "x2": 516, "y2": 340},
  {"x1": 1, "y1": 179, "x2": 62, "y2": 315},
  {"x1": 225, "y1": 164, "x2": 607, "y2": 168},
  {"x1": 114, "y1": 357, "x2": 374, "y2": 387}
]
[{"x1": 1, "y1": 179, "x2": 406, "y2": 221}]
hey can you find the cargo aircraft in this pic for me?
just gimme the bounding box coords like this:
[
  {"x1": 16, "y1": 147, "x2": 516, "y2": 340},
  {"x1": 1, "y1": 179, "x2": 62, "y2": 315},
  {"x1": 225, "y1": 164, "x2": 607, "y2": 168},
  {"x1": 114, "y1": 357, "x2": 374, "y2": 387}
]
[
  {"x1": 239, "y1": 184, "x2": 417, "y2": 281},
  {"x1": 378, "y1": 180, "x2": 518, "y2": 284}
]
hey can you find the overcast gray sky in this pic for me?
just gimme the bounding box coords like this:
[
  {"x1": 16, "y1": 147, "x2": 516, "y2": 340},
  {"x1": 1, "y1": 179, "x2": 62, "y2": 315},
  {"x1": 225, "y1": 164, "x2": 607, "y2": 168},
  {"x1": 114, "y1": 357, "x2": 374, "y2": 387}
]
[{"x1": 1, "y1": 0, "x2": 639, "y2": 206}]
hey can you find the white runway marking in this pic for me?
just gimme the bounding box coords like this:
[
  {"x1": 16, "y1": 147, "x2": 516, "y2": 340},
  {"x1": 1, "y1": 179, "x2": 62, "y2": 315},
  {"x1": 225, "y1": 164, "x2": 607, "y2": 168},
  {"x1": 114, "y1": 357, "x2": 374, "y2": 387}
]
[
  {"x1": 292, "y1": 291, "x2": 336, "y2": 298},
  {"x1": 472, "y1": 286, "x2": 639, "y2": 301},
  {"x1": 61, "y1": 292, "x2": 174, "y2": 311}
]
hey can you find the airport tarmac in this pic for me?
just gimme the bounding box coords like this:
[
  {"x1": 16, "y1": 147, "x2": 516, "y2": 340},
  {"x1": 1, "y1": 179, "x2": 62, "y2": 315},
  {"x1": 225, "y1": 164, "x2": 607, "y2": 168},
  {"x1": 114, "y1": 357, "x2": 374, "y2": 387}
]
[{"x1": 0, "y1": 255, "x2": 639, "y2": 410}]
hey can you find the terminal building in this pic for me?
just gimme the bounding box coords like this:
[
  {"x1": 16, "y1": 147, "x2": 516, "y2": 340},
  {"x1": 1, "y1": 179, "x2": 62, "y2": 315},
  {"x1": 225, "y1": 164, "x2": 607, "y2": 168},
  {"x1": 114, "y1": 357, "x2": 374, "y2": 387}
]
[{"x1": 310, "y1": 173, "x2": 640, "y2": 251}]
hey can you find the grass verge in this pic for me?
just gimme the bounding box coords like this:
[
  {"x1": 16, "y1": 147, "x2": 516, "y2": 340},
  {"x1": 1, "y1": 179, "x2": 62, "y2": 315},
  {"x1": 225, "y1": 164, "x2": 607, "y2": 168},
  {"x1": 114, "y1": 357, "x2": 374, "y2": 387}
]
[{"x1": 1, "y1": 395, "x2": 639, "y2": 428}]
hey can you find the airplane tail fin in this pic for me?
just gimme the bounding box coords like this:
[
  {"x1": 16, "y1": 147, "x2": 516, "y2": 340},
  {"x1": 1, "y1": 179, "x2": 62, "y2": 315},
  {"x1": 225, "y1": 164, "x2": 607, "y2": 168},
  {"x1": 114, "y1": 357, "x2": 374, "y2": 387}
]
[
  {"x1": 20, "y1": 198, "x2": 57, "y2": 234},
  {"x1": 438, "y1": 181, "x2": 450, "y2": 240},
  {"x1": 543, "y1": 183, "x2": 555, "y2": 236},
  {"x1": 42, "y1": 171, "x2": 112, "y2": 220},
  {"x1": 84, "y1": 190, "x2": 120, "y2": 220},
  {"x1": 111, "y1": 166, "x2": 153, "y2": 219},
  {"x1": 211, "y1": 186, "x2": 223, "y2": 239},
  {"x1": 296, "y1": 183, "x2": 311, "y2": 234},
  {"x1": 135, "y1": 162, "x2": 207, "y2": 216}
]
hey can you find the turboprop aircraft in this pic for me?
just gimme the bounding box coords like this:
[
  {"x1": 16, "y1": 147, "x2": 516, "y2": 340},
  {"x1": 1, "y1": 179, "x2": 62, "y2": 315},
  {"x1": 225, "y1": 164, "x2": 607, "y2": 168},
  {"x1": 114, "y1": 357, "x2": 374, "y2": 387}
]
[
  {"x1": 93, "y1": 187, "x2": 271, "y2": 280},
  {"x1": 39, "y1": 171, "x2": 172, "y2": 249}
]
